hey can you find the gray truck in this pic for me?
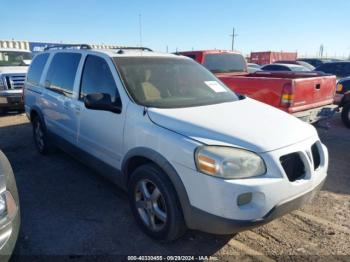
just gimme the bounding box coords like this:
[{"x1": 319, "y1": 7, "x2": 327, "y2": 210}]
[{"x1": 0, "y1": 48, "x2": 31, "y2": 114}]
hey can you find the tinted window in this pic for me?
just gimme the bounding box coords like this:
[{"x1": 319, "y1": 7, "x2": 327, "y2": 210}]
[
  {"x1": 0, "y1": 51, "x2": 32, "y2": 67},
  {"x1": 317, "y1": 63, "x2": 350, "y2": 77},
  {"x1": 262, "y1": 65, "x2": 289, "y2": 71},
  {"x1": 114, "y1": 57, "x2": 238, "y2": 108},
  {"x1": 203, "y1": 54, "x2": 246, "y2": 73},
  {"x1": 45, "y1": 53, "x2": 81, "y2": 96},
  {"x1": 340, "y1": 63, "x2": 350, "y2": 77},
  {"x1": 27, "y1": 53, "x2": 49, "y2": 85},
  {"x1": 80, "y1": 55, "x2": 120, "y2": 103},
  {"x1": 184, "y1": 54, "x2": 196, "y2": 60}
]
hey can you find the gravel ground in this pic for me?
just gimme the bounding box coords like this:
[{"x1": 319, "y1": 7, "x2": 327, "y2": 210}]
[{"x1": 0, "y1": 112, "x2": 349, "y2": 261}]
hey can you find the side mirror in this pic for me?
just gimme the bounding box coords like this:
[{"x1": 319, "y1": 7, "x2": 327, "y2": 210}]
[{"x1": 84, "y1": 93, "x2": 122, "y2": 114}]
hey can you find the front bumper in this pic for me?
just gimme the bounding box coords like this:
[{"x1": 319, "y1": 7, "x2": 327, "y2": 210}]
[
  {"x1": 334, "y1": 94, "x2": 343, "y2": 105},
  {"x1": 174, "y1": 136, "x2": 328, "y2": 234},
  {"x1": 188, "y1": 178, "x2": 325, "y2": 234},
  {"x1": 0, "y1": 91, "x2": 24, "y2": 109},
  {"x1": 293, "y1": 105, "x2": 338, "y2": 123}
]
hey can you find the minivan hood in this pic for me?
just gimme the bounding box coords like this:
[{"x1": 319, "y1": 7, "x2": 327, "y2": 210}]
[
  {"x1": 147, "y1": 98, "x2": 317, "y2": 153},
  {"x1": 0, "y1": 66, "x2": 28, "y2": 74}
]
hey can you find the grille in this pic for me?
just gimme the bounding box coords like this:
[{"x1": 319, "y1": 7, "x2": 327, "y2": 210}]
[
  {"x1": 280, "y1": 153, "x2": 305, "y2": 182},
  {"x1": 4, "y1": 74, "x2": 26, "y2": 90},
  {"x1": 311, "y1": 143, "x2": 321, "y2": 170}
]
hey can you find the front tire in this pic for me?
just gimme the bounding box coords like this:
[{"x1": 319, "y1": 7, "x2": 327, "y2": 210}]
[
  {"x1": 341, "y1": 103, "x2": 350, "y2": 128},
  {"x1": 128, "y1": 164, "x2": 186, "y2": 242},
  {"x1": 32, "y1": 116, "x2": 50, "y2": 154}
]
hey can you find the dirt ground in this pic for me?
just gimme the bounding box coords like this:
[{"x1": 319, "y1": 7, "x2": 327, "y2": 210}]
[{"x1": 0, "y1": 112, "x2": 349, "y2": 261}]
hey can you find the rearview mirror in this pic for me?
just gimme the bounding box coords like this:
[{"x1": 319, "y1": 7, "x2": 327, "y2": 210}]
[{"x1": 84, "y1": 93, "x2": 122, "y2": 114}]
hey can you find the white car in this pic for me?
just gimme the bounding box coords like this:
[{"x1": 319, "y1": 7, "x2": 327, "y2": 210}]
[
  {"x1": 24, "y1": 45, "x2": 328, "y2": 241},
  {"x1": 0, "y1": 48, "x2": 31, "y2": 113}
]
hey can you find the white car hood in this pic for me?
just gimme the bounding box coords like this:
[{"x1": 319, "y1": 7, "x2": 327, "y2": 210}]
[
  {"x1": 0, "y1": 66, "x2": 28, "y2": 74},
  {"x1": 147, "y1": 98, "x2": 317, "y2": 153}
]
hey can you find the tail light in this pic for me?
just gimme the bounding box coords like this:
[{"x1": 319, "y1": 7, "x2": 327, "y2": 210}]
[{"x1": 280, "y1": 83, "x2": 294, "y2": 107}]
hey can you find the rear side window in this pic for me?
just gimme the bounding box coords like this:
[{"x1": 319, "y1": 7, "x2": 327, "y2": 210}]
[
  {"x1": 79, "y1": 55, "x2": 120, "y2": 103},
  {"x1": 45, "y1": 53, "x2": 81, "y2": 96},
  {"x1": 27, "y1": 53, "x2": 49, "y2": 85}
]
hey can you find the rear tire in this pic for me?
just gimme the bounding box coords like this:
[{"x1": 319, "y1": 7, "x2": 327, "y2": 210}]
[
  {"x1": 32, "y1": 116, "x2": 51, "y2": 154},
  {"x1": 128, "y1": 164, "x2": 186, "y2": 242},
  {"x1": 341, "y1": 103, "x2": 350, "y2": 128}
]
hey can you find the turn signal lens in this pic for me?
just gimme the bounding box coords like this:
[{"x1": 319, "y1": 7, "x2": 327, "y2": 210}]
[
  {"x1": 197, "y1": 155, "x2": 217, "y2": 175},
  {"x1": 336, "y1": 83, "x2": 343, "y2": 93}
]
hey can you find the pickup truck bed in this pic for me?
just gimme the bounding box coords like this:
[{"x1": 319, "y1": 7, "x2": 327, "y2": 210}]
[{"x1": 179, "y1": 50, "x2": 337, "y2": 123}]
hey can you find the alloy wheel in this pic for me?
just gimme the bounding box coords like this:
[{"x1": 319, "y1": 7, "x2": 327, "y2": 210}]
[{"x1": 135, "y1": 179, "x2": 167, "y2": 232}]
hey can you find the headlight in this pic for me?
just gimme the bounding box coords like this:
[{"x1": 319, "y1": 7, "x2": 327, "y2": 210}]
[{"x1": 195, "y1": 146, "x2": 266, "y2": 179}]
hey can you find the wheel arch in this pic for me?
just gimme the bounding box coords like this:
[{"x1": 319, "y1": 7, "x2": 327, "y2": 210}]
[{"x1": 121, "y1": 147, "x2": 193, "y2": 226}]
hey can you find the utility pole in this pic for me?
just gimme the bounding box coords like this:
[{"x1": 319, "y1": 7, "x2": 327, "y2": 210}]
[
  {"x1": 230, "y1": 27, "x2": 238, "y2": 51},
  {"x1": 139, "y1": 14, "x2": 143, "y2": 47},
  {"x1": 319, "y1": 44, "x2": 324, "y2": 58}
]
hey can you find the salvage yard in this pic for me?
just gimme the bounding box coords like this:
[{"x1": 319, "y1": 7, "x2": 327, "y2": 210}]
[{"x1": 0, "y1": 112, "x2": 349, "y2": 260}]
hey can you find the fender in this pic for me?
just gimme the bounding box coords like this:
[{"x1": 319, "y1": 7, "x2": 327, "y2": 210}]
[
  {"x1": 340, "y1": 92, "x2": 350, "y2": 107},
  {"x1": 121, "y1": 147, "x2": 194, "y2": 227}
]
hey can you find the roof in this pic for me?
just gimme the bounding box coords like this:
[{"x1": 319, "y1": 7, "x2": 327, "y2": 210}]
[
  {"x1": 41, "y1": 46, "x2": 184, "y2": 59},
  {"x1": 179, "y1": 50, "x2": 242, "y2": 55},
  {"x1": 269, "y1": 63, "x2": 306, "y2": 68}
]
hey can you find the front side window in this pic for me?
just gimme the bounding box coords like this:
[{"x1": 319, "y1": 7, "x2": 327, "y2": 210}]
[
  {"x1": 114, "y1": 57, "x2": 238, "y2": 108},
  {"x1": 45, "y1": 52, "x2": 81, "y2": 96},
  {"x1": 27, "y1": 53, "x2": 49, "y2": 85},
  {"x1": 0, "y1": 51, "x2": 32, "y2": 67},
  {"x1": 203, "y1": 53, "x2": 246, "y2": 73},
  {"x1": 80, "y1": 55, "x2": 120, "y2": 103}
]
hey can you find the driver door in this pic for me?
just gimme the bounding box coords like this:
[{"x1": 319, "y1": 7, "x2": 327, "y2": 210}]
[{"x1": 74, "y1": 54, "x2": 126, "y2": 169}]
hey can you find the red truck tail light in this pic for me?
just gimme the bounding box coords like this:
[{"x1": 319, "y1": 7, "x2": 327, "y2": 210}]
[{"x1": 280, "y1": 83, "x2": 294, "y2": 107}]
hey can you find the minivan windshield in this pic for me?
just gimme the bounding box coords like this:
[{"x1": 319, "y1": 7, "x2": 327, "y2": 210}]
[
  {"x1": 203, "y1": 53, "x2": 246, "y2": 73},
  {"x1": 114, "y1": 57, "x2": 238, "y2": 108},
  {"x1": 0, "y1": 51, "x2": 32, "y2": 66}
]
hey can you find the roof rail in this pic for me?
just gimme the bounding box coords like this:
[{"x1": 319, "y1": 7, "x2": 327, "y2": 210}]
[
  {"x1": 113, "y1": 47, "x2": 153, "y2": 54},
  {"x1": 44, "y1": 44, "x2": 92, "y2": 51}
]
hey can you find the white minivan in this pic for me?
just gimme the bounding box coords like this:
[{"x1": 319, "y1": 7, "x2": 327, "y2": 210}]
[{"x1": 24, "y1": 45, "x2": 328, "y2": 241}]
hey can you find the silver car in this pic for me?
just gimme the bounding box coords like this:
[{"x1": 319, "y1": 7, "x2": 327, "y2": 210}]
[{"x1": 0, "y1": 151, "x2": 20, "y2": 259}]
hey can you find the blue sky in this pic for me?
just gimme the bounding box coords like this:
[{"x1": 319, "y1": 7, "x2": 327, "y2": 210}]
[{"x1": 1, "y1": 0, "x2": 350, "y2": 57}]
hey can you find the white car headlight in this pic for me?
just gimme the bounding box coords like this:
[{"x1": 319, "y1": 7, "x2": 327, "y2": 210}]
[{"x1": 195, "y1": 146, "x2": 266, "y2": 179}]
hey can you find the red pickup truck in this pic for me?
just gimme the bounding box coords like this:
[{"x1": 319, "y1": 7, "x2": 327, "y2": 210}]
[{"x1": 179, "y1": 50, "x2": 336, "y2": 123}]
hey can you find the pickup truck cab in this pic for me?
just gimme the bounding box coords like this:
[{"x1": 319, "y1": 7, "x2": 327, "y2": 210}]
[
  {"x1": 179, "y1": 50, "x2": 337, "y2": 123},
  {"x1": 24, "y1": 46, "x2": 328, "y2": 241},
  {"x1": 0, "y1": 48, "x2": 31, "y2": 114}
]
